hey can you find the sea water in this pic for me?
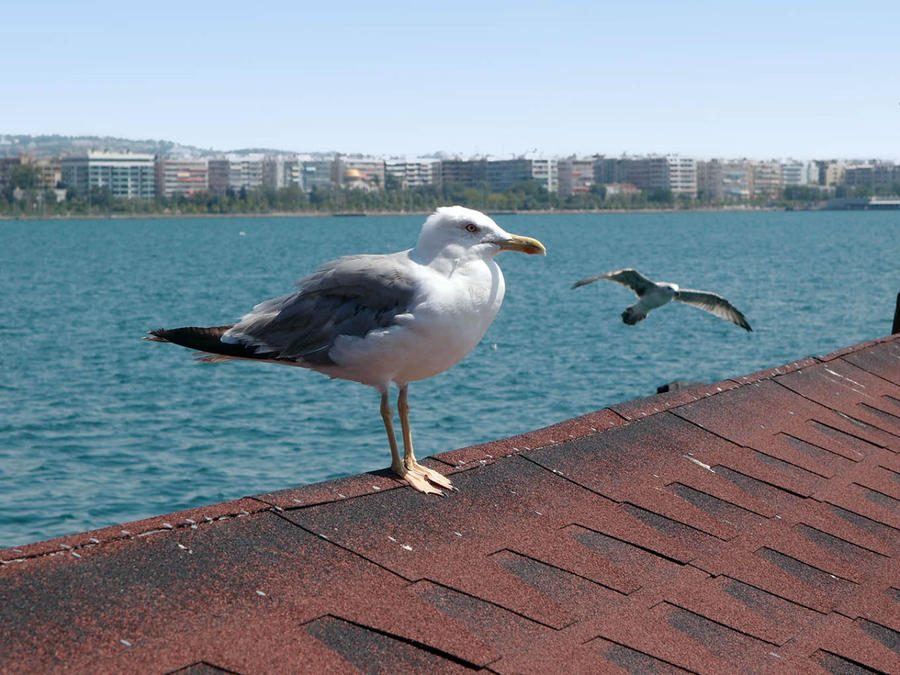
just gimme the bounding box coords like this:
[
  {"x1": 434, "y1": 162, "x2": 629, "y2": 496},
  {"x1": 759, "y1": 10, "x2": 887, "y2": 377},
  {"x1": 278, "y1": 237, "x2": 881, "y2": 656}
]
[{"x1": 1, "y1": 210, "x2": 897, "y2": 546}]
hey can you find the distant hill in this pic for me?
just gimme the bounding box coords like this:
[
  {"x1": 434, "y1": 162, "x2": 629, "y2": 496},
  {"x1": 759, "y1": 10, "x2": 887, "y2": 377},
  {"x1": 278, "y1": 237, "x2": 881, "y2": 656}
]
[
  {"x1": 0, "y1": 135, "x2": 454, "y2": 160},
  {"x1": 0, "y1": 134, "x2": 216, "y2": 158},
  {"x1": 227, "y1": 147, "x2": 296, "y2": 156},
  {"x1": 0, "y1": 135, "x2": 328, "y2": 159}
]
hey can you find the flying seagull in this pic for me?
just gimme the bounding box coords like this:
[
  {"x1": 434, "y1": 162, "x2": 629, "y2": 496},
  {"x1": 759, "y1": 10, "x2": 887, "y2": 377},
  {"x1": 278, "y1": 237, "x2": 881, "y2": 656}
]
[
  {"x1": 147, "y1": 206, "x2": 546, "y2": 495},
  {"x1": 572, "y1": 268, "x2": 752, "y2": 331}
]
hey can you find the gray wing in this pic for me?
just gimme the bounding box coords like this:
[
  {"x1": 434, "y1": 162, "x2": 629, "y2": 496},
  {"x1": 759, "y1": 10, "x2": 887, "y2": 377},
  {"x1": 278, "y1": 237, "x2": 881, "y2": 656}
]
[
  {"x1": 572, "y1": 268, "x2": 657, "y2": 296},
  {"x1": 223, "y1": 252, "x2": 418, "y2": 364},
  {"x1": 675, "y1": 289, "x2": 752, "y2": 331}
]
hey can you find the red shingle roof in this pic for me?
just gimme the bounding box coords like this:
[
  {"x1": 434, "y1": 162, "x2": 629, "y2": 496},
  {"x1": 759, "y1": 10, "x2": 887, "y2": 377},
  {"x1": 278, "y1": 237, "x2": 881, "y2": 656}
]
[{"x1": 2, "y1": 335, "x2": 899, "y2": 674}]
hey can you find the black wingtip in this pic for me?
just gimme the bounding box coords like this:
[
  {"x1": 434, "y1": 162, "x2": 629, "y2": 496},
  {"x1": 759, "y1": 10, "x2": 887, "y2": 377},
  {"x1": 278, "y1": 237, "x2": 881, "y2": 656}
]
[
  {"x1": 144, "y1": 325, "x2": 247, "y2": 357},
  {"x1": 144, "y1": 329, "x2": 170, "y2": 342}
]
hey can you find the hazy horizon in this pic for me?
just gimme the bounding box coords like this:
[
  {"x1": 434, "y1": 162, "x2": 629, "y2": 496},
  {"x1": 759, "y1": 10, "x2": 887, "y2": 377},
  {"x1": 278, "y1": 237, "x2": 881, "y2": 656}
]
[
  {"x1": 5, "y1": 133, "x2": 898, "y2": 164},
  {"x1": 3, "y1": 1, "x2": 899, "y2": 160}
]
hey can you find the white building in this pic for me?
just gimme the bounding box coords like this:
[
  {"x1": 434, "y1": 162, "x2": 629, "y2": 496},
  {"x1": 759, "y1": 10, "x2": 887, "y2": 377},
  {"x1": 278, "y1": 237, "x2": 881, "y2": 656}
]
[
  {"x1": 62, "y1": 152, "x2": 156, "y2": 200},
  {"x1": 667, "y1": 156, "x2": 698, "y2": 197},
  {"x1": 780, "y1": 159, "x2": 806, "y2": 186},
  {"x1": 529, "y1": 158, "x2": 558, "y2": 193},
  {"x1": 226, "y1": 154, "x2": 264, "y2": 191},
  {"x1": 384, "y1": 158, "x2": 440, "y2": 189},
  {"x1": 806, "y1": 162, "x2": 821, "y2": 185}
]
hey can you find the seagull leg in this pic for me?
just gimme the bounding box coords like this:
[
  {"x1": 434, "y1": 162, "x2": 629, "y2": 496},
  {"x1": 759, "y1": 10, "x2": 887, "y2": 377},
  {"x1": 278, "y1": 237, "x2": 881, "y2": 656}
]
[
  {"x1": 398, "y1": 385, "x2": 454, "y2": 492},
  {"x1": 380, "y1": 392, "x2": 403, "y2": 476},
  {"x1": 381, "y1": 391, "x2": 442, "y2": 495}
]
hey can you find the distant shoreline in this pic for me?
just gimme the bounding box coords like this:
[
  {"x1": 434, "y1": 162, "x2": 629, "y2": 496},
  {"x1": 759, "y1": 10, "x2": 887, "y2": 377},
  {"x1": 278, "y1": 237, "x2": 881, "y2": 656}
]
[{"x1": 0, "y1": 206, "x2": 787, "y2": 221}]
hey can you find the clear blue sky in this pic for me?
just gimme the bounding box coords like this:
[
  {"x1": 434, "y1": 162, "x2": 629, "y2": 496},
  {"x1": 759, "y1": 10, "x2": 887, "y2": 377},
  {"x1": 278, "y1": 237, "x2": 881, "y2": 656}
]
[{"x1": 3, "y1": 1, "x2": 898, "y2": 159}]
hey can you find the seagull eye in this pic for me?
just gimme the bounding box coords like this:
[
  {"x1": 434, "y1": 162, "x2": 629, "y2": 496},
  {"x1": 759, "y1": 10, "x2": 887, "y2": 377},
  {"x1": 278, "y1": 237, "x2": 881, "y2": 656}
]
[{"x1": 464, "y1": 223, "x2": 478, "y2": 233}]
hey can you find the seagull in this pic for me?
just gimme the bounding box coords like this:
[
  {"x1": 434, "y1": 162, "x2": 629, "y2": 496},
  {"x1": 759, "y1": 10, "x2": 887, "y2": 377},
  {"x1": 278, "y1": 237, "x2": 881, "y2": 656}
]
[
  {"x1": 146, "y1": 206, "x2": 546, "y2": 495},
  {"x1": 572, "y1": 268, "x2": 752, "y2": 331}
]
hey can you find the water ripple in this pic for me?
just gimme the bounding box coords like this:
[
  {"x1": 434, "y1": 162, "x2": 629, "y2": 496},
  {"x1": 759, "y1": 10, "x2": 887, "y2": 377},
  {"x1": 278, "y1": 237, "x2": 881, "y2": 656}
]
[{"x1": 1, "y1": 211, "x2": 898, "y2": 545}]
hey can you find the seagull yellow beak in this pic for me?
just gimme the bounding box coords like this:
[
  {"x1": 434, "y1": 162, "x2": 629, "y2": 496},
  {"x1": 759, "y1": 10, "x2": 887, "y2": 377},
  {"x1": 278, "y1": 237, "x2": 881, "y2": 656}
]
[{"x1": 496, "y1": 234, "x2": 546, "y2": 256}]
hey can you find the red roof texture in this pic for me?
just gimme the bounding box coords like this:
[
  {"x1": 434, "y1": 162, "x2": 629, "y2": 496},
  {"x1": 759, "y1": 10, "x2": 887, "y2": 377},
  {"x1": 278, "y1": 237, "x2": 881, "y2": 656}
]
[{"x1": 2, "y1": 335, "x2": 899, "y2": 674}]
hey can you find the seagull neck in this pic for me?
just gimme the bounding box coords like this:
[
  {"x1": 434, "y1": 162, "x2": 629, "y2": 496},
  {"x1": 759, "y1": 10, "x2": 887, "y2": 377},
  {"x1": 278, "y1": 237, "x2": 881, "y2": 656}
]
[{"x1": 409, "y1": 245, "x2": 478, "y2": 276}]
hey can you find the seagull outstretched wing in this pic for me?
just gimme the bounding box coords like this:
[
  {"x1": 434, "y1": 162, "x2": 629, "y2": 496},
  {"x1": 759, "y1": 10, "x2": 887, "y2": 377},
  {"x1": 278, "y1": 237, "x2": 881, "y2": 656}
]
[
  {"x1": 572, "y1": 268, "x2": 656, "y2": 296},
  {"x1": 675, "y1": 289, "x2": 752, "y2": 331}
]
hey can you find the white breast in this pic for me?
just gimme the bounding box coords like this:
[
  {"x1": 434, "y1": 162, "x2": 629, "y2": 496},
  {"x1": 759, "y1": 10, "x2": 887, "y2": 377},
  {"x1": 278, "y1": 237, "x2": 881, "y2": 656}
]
[
  {"x1": 323, "y1": 258, "x2": 506, "y2": 388},
  {"x1": 641, "y1": 285, "x2": 676, "y2": 310}
]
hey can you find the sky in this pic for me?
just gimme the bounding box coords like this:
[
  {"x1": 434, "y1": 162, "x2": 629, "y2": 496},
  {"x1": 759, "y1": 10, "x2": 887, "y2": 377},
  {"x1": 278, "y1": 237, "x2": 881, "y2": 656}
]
[{"x1": 3, "y1": 1, "x2": 899, "y2": 160}]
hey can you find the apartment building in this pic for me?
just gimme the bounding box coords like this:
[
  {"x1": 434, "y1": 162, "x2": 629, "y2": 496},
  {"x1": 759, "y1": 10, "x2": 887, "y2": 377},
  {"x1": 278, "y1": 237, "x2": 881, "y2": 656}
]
[
  {"x1": 749, "y1": 161, "x2": 782, "y2": 199},
  {"x1": 207, "y1": 159, "x2": 230, "y2": 196},
  {"x1": 483, "y1": 158, "x2": 559, "y2": 193},
  {"x1": 61, "y1": 152, "x2": 156, "y2": 199},
  {"x1": 0, "y1": 157, "x2": 21, "y2": 191},
  {"x1": 806, "y1": 163, "x2": 822, "y2": 186},
  {"x1": 825, "y1": 162, "x2": 845, "y2": 187},
  {"x1": 263, "y1": 155, "x2": 301, "y2": 190},
  {"x1": 594, "y1": 157, "x2": 622, "y2": 185},
  {"x1": 384, "y1": 158, "x2": 440, "y2": 189},
  {"x1": 813, "y1": 159, "x2": 850, "y2": 187},
  {"x1": 206, "y1": 154, "x2": 264, "y2": 195},
  {"x1": 622, "y1": 157, "x2": 668, "y2": 193},
  {"x1": 697, "y1": 159, "x2": 752, "y2": 201},
  {"x1": 696, "y1": 159, "x2": 723, "y2": 200},
  {"x1": 602, "y1": 156, "x2": 698, "y2": 198},
  {"x1": 226, "y1": 154, "x2": 264, "y2": 191},
  {"x1": 440, "y1": 158, "x2": 488, "y2": 188},
  {"x1": 485, "y1": 159, "x2": 533, "y2": 192},
  {"x1": 300, "y1": 158, "x2": 335, "y2": 192},
  {"x1": 666, "y1": 156, "x2": 698, "y2": 197},
  {"x1": 17, "y1": 157, "x2": 62, "y2": 189},
  {"x1": 530, "y1": 158, "x2": 558, "y2": 193},
  {"x1": 155, "y1": 158, "x2": 208, "y2": 197},
  {"x1": 557, "y1": 157, "x2": 594, "y2": 196},
  {"x1": 843, "y1": 162, "x2": 900, "y2": 190},
  {"x1": 780, "y1": 160, "x2": 806, "y2": 186},
  {"x1": 721, "y1": 161, "x2": 752, "y2": 200}
]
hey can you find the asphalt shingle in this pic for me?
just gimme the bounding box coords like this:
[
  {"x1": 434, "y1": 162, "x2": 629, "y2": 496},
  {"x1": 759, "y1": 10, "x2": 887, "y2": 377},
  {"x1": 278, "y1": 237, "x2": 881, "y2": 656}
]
[{"x1": 2, "y1": 334, "x2": 899, "y2": 674}]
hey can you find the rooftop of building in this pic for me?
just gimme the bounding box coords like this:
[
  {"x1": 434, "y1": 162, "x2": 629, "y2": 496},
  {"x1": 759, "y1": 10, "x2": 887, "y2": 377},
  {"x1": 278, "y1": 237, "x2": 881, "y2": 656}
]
[{"x1": 2, "y1": 334, "x2": 899, "y2": 673}]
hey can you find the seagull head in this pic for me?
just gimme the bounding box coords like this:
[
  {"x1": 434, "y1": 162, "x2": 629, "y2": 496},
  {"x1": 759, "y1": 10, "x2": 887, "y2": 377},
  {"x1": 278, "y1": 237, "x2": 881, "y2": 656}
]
[
  {"x1": 413, "y1": 206, "x2": 546, "y2": 264},
  {"x1": 660, "y1": 282, "x2": 679, "y2": 297}
]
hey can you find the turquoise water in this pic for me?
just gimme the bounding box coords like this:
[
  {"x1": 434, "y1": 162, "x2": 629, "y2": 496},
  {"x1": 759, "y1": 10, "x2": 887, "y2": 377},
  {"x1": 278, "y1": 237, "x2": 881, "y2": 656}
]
[{"x1": 1, "y1": 211, "x2": 898, "y2": 546}]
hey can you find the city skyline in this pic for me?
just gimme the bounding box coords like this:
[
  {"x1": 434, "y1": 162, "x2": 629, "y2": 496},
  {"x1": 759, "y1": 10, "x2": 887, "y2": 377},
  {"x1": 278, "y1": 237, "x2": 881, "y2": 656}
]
[
  {"x1": 9, "y1": 148, "x2": 895, "y2": 201},
  {"x1": 3, "y1": 1, "x2": 899, "y2": 160},
  {"x1": 7, "y1": 133, "x2": 899, "y2": 164}
]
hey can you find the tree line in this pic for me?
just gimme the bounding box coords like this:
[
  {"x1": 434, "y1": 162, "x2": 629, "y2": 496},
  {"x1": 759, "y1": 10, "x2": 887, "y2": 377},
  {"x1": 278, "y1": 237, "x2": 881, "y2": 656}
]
[{"x1": 2, "y1": 163, "x2": 899, "y2": 217}]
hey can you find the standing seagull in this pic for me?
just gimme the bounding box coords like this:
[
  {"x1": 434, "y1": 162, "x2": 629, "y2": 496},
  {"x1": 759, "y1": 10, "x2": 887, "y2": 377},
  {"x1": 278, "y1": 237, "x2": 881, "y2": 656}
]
[
  {"x1": 147, "y1": 206, "x2": 546, "y2": 495},
  {"x1": 572, "y1": 268, "x2": 752, "y2": 331}
]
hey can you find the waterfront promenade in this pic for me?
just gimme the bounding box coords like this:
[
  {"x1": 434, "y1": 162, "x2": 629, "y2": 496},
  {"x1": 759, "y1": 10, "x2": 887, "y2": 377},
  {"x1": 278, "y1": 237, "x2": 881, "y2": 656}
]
[{"x1": 2, "y1": 335, "x2": 898, "y2": 673}]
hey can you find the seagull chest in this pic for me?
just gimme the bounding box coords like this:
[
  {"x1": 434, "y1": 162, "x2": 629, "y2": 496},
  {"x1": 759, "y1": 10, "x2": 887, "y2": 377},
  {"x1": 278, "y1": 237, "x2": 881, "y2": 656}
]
[{"x1": 326, "y1": 262, "x2": 506, "y2": 387}]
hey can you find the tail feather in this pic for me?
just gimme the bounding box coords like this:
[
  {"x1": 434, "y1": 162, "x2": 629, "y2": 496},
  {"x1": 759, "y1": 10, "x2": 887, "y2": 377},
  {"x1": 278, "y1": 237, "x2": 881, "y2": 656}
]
[
  {"x1": 146, "y1": 325, "x2": 274, "y2": 360},
  {"x1": 621, "y1": 306, "x2": 647, "y2": 325}
]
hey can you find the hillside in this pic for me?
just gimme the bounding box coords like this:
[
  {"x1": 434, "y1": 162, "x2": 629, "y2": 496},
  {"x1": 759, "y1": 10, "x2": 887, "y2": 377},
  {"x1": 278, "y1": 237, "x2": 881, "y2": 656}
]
[{"x1": 0, "y1": 135, "x2": 306, "y2": 158}]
